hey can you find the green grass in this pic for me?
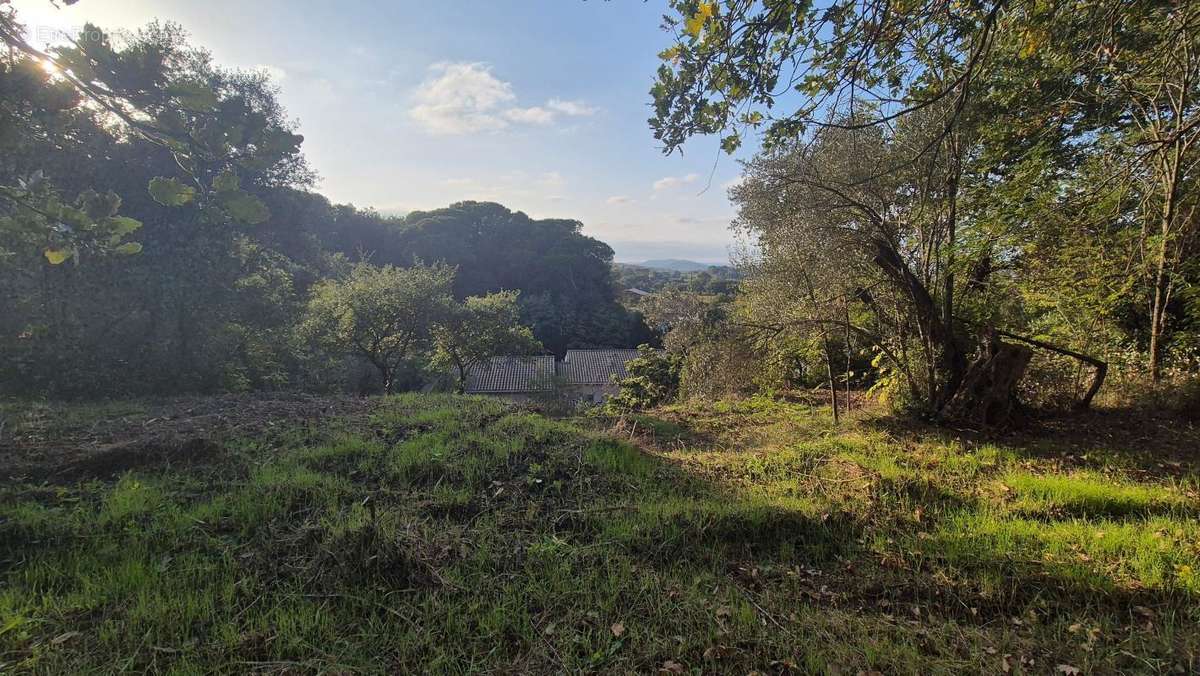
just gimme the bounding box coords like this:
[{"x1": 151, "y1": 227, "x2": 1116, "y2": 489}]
[
  {"x1": 1, "y1": 393, "x2": 1197, "y2": 673},
  {"x1": 1002, "y1": 471, "x2": 1194, "y2": 518}
]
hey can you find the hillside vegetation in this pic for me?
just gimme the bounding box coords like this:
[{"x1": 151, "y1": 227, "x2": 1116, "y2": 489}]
[{"x1": 2, "y1": 395, "x2": 1196, "y2": 673}]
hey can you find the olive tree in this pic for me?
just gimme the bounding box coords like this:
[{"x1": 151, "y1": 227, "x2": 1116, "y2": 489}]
[
  {"x1": 432, "y1": 291, "x2": 542, "y2": 393},
  {"x1": 299, "y1": 262, "x2": 455, "y2": 393}
]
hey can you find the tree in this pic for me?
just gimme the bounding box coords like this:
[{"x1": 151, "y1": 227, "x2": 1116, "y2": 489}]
[
  {"x1": 299, "y1": 263, "x2": 455, "y2": 393},
  {"x1": 1113, "y1": 6, "x2": 1200, "y2": 381},
  {"x1": 731, "y1": 110, "x2": 975, "y2": 414},
  {"x1": 433, "y1": 291, "x2": 542, "y2": 393},
  {"x1": 647, "y1": 1, "x2": 1196, "y2": 418},
  {"x1": 607, "y1": 345, "x2": 682, "y2": 412},
  {"x1": 0, "y1": 12, "x2": 302, "y2": 266},
  {"x1": 649, "y1": 0, "x2": 1002, "y2": 156},
  {"x1": 318, "y1": 201, "x2": 653, "y2": 355},
  {"x1": 0, "y1": 16, "x2": 323, "y2": 397},
  {"x1": 975, "y1": 1, "x2": 1200, "y2": 383},
  {"x1": 650, "y1": 0, "x2": 1002, "y2": 416},
  {"x1": 0, "y1": 38, "x2": 144, "y2": 265}
]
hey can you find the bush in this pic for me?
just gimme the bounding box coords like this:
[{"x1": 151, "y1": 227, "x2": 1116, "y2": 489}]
[{"x1": 605, "y1": 345, "x2": 682, "y2": 412}]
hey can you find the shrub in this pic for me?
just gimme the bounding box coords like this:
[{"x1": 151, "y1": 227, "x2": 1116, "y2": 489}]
[{"x1": 605, "y1": 345, "x2": 682, "y2": 412}]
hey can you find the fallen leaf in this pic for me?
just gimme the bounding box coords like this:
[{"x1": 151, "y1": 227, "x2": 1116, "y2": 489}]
[
  {"x1": 51, "y1": 631, "x2": 81, "y2": 645},
  {"x1": 1056, "y1": 665, "x2": 1081, "y2": 675},
  {"x1": 610, "y1": 623, "x2": 625, "y2": 638},
  {"x1": 703, "y1": 645, "x2": 727, "y2": 660},
  {"x1": 659, "y1": 660, "x2": 685, "y2": 674}
]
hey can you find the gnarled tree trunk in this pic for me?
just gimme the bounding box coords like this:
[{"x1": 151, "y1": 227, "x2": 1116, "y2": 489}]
[
  {"x1": 943, "y1": 329, "x2": 1032, "y2": 427},
  {"x1": 871, "y1": 237, "x2": 966, "y2": 410}
]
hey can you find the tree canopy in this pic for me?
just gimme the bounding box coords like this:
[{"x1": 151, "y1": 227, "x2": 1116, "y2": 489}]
[
  {"x1": 0, "y1": 12, "x2": 652, "y2": 398},
  {"x1": 649, "y1": 0, "x2": 1199, "y2": 420}
]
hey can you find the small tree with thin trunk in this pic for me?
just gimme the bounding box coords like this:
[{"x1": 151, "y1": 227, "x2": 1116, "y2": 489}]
[
  {"x1": 300, "y1": 262, "x2": 455, "y2": 393},
  {"x1": 433, "y1": 291, "x2": 541, "y2": 393}
]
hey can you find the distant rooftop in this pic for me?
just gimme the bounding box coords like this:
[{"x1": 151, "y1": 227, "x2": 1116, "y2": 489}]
[
  {"x1": 559, "y1": 349, "x2": 643, "y2": 386},
  {"x1": 461, "y1": 349, "x2": 649, "y2": 394},
  {"x1": 463, "y1": 355, "x2": 556, "y2": 394}
]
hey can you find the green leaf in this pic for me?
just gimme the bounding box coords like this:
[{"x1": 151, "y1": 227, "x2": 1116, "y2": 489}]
[
  {"x1": 167, "y1": 81, "x2": 219, "y2": 112},
  {"x1": 113, "y1": 242, "x2": 143, "y2": 256},
  {"x1": 58, "y1": 206, "x2": 91, "y2": 229},
  {"x1": 148, "y1": 178, "x2": 196, "y2": 207},
  {"x1": 220, "y1": 191, "x2": 270, "y2": 224},
  {"x1": 103, "y1": 216, "x2": 143, "y2": 237},
  {"x1": 0, "y1": 614, "x2": 24, "y2": 638},
  {"x1": 44, "y1": 248, "x2": 72, "y2": 265},
  {"x1": 212, "y1": 170, "x2": 240, "y2": 193}
]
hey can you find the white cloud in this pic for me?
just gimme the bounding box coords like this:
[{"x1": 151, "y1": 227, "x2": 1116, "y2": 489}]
[
  {"x1": 653, "y1": 173, "x2": 701, "y2": 191},
  {"x1": 505, "y1": 106, "x2": 556, "y2": 125},
  {"x1": 435, "y1": 171, "x2": 567, "y2": 204},
  {"x1": 547, "y1": 98, "x2": 598, "y2": 117},
  {"x1": 409, "y1": 62, "x2": 597, "y2": 135},
  {"x1": 606, "y1": 195, "x2": 634, "y2": 205},
  {"x1": 409, "y1": 62, "x2": 516, "y2": 135}
]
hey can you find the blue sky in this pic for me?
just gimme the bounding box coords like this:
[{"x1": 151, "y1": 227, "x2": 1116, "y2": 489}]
[{"x1": 12, "y1": 0, "x2": 753, "y2": 264}]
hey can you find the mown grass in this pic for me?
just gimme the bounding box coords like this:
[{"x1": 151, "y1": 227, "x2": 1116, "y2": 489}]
[{"x1": 0, "y1": 392, "x2": 1197, "y2": 674}]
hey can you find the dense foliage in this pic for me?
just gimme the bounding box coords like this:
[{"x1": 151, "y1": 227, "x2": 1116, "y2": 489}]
[
  {"x1": 0, "y1": 13, "x2": 649, "y2": 399},
  {"x1": 649, "y1": 0, "x2": 1200, "y2": 420},
  {"x1": 319, "y1": 201, "x2": 654, "y2": 356},
  {"x1": 605, "y1": 345, "x2": 682, "y2": 412}
]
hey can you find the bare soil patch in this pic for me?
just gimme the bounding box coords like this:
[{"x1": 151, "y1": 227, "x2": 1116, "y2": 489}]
[{"x1": 1, "y1": 393, "x2": 373, "y2": 481}]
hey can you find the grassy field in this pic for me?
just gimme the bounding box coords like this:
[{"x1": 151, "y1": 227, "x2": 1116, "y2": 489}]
[{"x1": 1, "y1": 394, "x2": 1197, "y2": 674}]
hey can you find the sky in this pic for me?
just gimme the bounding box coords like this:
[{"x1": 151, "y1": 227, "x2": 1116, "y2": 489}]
[{"x1": 11, "y1": 0, "x2": 755, "y2": 264}]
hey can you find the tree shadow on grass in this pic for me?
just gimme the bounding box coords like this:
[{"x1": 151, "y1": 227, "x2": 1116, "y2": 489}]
[
  {"x1": 862, "y1": 406, "x2": 1200, "y2": 477},
  {"x1": 596, "y1": 427, "x2": 1198, "y2": 636}
]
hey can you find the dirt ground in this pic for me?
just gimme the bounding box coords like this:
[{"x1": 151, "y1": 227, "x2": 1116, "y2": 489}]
[{"x1": 0, "y1": 394, "x2": 374, "y2": 482}]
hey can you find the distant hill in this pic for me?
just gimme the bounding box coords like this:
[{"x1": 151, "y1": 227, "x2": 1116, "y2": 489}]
[{"x1": 636, "y1": 259, "x2": 712, "y2": 272}]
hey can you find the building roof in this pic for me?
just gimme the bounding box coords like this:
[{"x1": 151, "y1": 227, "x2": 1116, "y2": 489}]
[
  {"x1": 464, "y1": 355, "x2": 556, "y2": 394},
  {"x1": 625, "y1": 287, "x2": 652, "y2": 296},
  {"x1": 559, "y1": 349, "x2": 643, "y2": 386}
]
